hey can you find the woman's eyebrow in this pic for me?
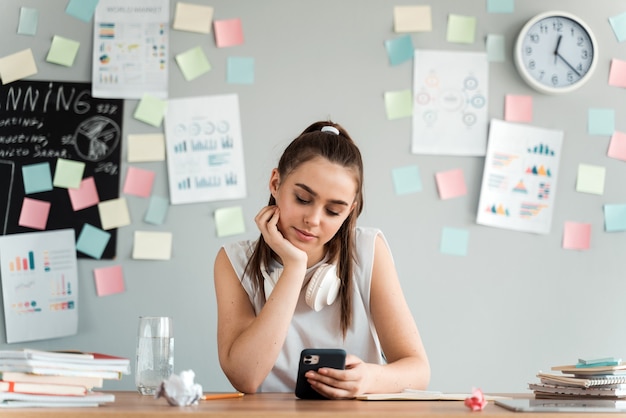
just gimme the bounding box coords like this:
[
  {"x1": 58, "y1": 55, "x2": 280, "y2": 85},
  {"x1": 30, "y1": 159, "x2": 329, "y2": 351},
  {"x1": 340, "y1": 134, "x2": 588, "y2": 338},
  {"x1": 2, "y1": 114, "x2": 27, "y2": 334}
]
[{"x1": 295, "y1": 183, "x2": 350, "y2": 206}]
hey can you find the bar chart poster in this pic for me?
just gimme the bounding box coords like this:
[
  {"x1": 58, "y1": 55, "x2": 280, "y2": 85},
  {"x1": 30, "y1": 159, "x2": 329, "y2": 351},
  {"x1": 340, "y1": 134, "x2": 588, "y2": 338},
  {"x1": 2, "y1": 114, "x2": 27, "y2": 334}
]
[{"x1": 0, "y1": 229, "x2": 78, "y2": 343}]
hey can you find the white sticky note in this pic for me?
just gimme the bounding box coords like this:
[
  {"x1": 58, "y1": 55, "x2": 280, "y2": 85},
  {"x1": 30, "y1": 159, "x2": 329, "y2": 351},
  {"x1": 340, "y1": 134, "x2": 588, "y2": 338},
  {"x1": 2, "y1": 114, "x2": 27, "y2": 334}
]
[
  {"x1": 132, "y1": 231, "x2": 173, "y2": 260},
  {"x1": 0, "y1": 48, "x2": 38, "y2": 84},
  {"x1": 98, "y1": 197, "x2": 131, "y2": 230},
  {"x1": 173, "y1": 2, "x2": 214, "y2": 33}
]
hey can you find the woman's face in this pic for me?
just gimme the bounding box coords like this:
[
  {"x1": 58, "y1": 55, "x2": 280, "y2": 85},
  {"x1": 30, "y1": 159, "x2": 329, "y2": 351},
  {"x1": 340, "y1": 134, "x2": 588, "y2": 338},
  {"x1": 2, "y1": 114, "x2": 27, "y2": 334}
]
[{"x1": 270, "y1": 157, "x2": 358, "y2": 265}]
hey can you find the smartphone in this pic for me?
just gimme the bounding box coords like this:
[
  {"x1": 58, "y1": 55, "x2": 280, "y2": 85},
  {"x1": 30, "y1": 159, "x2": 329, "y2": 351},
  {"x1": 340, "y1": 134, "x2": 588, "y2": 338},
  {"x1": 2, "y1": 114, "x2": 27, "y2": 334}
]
[{"x1": 295, "y1": 348, "x2": 346, "y2": 399}]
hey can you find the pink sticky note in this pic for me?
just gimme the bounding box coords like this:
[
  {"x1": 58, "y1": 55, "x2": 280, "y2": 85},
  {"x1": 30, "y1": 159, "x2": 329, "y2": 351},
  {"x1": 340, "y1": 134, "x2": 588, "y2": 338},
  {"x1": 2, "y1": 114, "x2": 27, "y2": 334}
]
[
  {"x1": 214, "y1": 18, "x2": 244, "y2": 47},
  {"x1": 435, "y1": 169, "x2": 467, "y2": 199},
  {"x1": 608, "y1": 131, "x2": 626, "y2": 161},
  {"x1": 609, "y1": 59, "x2": 626, "y2": 88},
  {"x1": 68, "y1": 177, "x2": 100, "y2": 211},
  {"x1": 18, "y1": 197, "x2": 51, "y2": 230},
  {"x1": 123, "y1": 166, "x2": 155, "y2": 198},
  {"x1": 93, "y1": 265, "x2": 125, "y2": 297},
  {"x1": 563, "y1": 221, "x2": 591, "y2": 250},
  {"x1": 504, "y1": 94, "x2": 532, "y2": 123}
]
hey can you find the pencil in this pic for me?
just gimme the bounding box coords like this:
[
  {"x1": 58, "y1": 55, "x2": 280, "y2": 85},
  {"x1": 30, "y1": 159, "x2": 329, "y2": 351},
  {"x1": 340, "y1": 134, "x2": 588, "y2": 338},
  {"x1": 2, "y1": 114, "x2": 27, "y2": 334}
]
[{"x1": 201, "y1": 392, "x2": 244, "y2": 401}]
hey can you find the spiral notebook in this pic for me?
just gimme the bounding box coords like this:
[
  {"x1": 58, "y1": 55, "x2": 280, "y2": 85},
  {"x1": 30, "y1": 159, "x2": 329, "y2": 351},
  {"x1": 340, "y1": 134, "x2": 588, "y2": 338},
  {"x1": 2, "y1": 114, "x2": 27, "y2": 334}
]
[{"x1": 538, "y1": 372, "x2": 626, "y2": 388}]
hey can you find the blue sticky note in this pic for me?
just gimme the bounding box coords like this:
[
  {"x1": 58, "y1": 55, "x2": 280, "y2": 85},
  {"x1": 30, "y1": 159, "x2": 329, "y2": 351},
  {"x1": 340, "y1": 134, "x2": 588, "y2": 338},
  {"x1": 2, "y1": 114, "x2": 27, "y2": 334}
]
[
  {"x1": 487, "y1": 0, "x2": 514, "y2": 13},
  {"x1": 144, "y1": 195, "x2": 169, "y2": 225},
  {"x1": 227, "y1": 56, "x2": 255, "y2": 84},
  {"x1": 65, "y1": 0, "x2": 99, "y2": 23},
  {"x1": 604, "y1": 204, "x2": 626, "y2": 232},
  {"x1": 18, "y1": 7, "x2": 39, "y2": 36},
  {"x1": 76, "y1": 223, "x2": 111, "y2": 259},
  {"x1": 486, "y1": 34, "x2": 506, "y2": 62},
  {"x1": 385, "y1": 34, "x2": 414, "y2": 66},
  {"x1": 392, "y1": 165, "x2": 422, "y2": 195},
  {"x1": 588, "y1": 108, "x2": 615, "y2": 136},
  {"x1": 440, "y1": 227, "x2": 469, "y2": 256},
  {"x1": 22, "y1": 162, "x2": 53, "y2": 194},
  {"x1": 609, "y1": 12, "x2": 626, "y2": 43}
]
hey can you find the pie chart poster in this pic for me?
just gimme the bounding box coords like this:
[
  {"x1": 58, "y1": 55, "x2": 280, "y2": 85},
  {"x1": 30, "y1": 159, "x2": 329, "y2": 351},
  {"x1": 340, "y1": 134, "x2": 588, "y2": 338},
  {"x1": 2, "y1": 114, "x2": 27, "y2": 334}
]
[{"x1": 0, "y1": 80, "x2": 123, "y2": 259}]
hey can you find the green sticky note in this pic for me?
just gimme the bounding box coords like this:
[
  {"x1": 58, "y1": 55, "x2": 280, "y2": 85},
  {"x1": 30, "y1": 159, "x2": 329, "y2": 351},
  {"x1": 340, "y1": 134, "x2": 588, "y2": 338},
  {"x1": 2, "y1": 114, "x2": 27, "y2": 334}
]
[
  {"x1": 440, "y1": 227, "x2": 469, "y2": 256},
  {"x1": 227, "y1": 56, "x2": 255, "y2": 84},
  {"x1": 215, "y1": 206, "x2": 245, "y2": 237},
  {"x1": 134, "y1": 94, "x2": 168, "y2": 127},
  {"x1": 392, "y1": 165, "x2": 422, "y2": 195},
  {"x1": 576, "y1": 163, "x2": 606, "y2": 195},
  {"x1": 447, "y1": 14, "x2": 477, "y2": 44},
  {"x1": 53, "y1": 158, "x2": 85, "y2": 189},
  {"x1": 175, "y1": 46, "x2": 211, "y2": 81},
  {"x1": 384, "y1": 90, "x2": 413, "y2": 120},
  {"x1": 46, "y1": 35, "x2": 80, "y2": 67}
]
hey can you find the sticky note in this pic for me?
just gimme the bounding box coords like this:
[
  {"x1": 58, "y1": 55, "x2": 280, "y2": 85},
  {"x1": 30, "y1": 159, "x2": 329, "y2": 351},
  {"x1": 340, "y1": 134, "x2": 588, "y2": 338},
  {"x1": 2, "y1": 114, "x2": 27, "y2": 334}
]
[
  {"x1": 134, "y1": 94, "x2": 167, "y2": 127},
  {"x1": 215, "y1": 206, "x2": 245, "y2": 237},
  {"x1": 609, "y1": 11, "x2": 626, "y2": 42},
  {"x1": 68, "y1": 177, "x2": 100, "y2": 211},
  {"x1": 22, "y1": 162, "x2": 52, "y2": 194},
  {"x1": 123, "y1": 166, "x2": 155, "y2": 198},
  {"x1": 505, "y1": 95, "x2": 532, "y2": 123},
  {"x1": 608, "y1": 131, "x2": 626, "y2": 161},
  {"x1": 440, "y1": 227, "x2": 470, "y2": 256},
  {"x1": 133, "y1": 231, "x2": 173, "y2": 260},
  {"x1": 393, "y1": 5, "x2": 432, "y2": 32},
  {"x1": 173, "y1": 2, "x2": 214, "y2": 34},
  {"x1": 214, "y1": 18, "x2": 244, "y2": 48},
  {"x1": 608, "y1": 59, "x2": 626, "y2": 88},
  {"x1": 98, "y1": 197, "x2": 131, "y2": 230},
  {"x1": 227, "y1": 57, "x2": 255, "y2": 84},
  {"x1": 53, "y1": 158, "x2": 85, "y2": 189},
  {"x1": 18, "y1": 7, "x2": 39, "y2": 36},
  {"x1": 384, "y1": 34, "x2": 414, "y2": 66},
  {"x1": 18, "y1": 198, "x2": 50, "y2": 230},
  {"x1": 128, "y1": 133, "x2": 165, "y2": 162},
  {"x1": 392, "y1": 165, "x2": 422, "y2": 195},
  {"x1": 487, "y1": 0, "x2": 514, "y2": 13},
  {"x1": 563, "y1": 221, "x2": 591, "y2": 250},
  {"x1": 604, "y1": 204, "x2": 626, "y2": 232},
  {"x1": 175, "y1": 46, "x2": 211, "y2": 81},
  {"x1": 447, "y1": 14, "x2": 477, "y2": 44},
  {"x1": 384, "y1": 90, "x2": 412, "y2": 120},
  {"x1": 93, "y1": 265, "x2": 125, "y2": 297},
  {"x1": 435, "y1": 169, "x2": 467, "y2": 200},
  {"x1": 76, "y1": 223, "x2": 111, "y2": 259},
  {"x1": 0, "y1": 48, "x2": 38, "y2": 85},
  {"x1": 588, "y1": 108, "x2": 615, "y2": 136},
  {"x1": 576, "y1": 164, "x2": 606, "y2": 195},
  {"x1": 65, "y1": 0, "x2": 99, "y2": 23},
  {"x1": 486, "y1": 34, "x2": 506, "y2": 62},
  {"x1": 46, "y1": 35, "x2": 80, "y2": 67},
  {"x1": 144, "y1": 195, "x2": 169, "y2": 225}
]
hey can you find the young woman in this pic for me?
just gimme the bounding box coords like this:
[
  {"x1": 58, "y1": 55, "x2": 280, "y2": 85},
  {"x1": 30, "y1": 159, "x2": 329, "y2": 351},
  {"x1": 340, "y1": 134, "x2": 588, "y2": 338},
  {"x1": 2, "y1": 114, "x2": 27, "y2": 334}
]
[{"x1": 213, "y1": 121, "x2": 430, "y2": 399}]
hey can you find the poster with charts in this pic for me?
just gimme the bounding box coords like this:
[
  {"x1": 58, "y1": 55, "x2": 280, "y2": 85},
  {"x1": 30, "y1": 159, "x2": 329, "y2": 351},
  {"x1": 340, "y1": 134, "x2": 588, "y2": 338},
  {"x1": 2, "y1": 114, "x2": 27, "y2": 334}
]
[
  {"x1": 476, "y1": 119, "x2": 563, "y2": 234},
  {"x1": 0, "y1": 229, "x2": 78, "y2": 343},
  {"x1": 92, "y1": 0, "x2": 169, "y2": 99},
  {"x1": 412, "y1": 49, "x2": 489, "y2": 156},
  {"x1": 164, "y1": 94, "x2": 247, "y2": 205}
]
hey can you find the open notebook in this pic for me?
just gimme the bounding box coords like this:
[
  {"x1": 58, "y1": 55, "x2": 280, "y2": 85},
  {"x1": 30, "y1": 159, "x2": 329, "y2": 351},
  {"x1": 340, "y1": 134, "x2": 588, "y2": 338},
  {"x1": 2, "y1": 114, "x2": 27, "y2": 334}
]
[{"x1": 356, "y1": 389, "x2": 507, "y2": 401}]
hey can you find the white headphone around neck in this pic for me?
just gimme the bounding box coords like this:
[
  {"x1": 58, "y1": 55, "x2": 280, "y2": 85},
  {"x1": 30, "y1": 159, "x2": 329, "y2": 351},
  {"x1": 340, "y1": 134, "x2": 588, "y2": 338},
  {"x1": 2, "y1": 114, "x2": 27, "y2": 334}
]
[{"x1": 261, "y1": 263, "x2": 341, "y2": 312}]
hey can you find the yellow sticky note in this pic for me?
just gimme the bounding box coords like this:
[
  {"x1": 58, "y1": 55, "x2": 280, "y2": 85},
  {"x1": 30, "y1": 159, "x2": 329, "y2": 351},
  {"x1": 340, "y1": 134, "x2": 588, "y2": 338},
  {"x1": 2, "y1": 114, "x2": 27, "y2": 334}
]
[
  {"x1": 394, "y1": 5, "x2": 432, "y2": 32},
  {"x1": 46, "y1": 35, "x2": 80, "y2": 67},
  {"x1": 215, "y1": 206, "x2": 245, "y2": 237},
  {"x1": 576, "y1": 164, "x2": 606, "y2": 195},
  {"x1": 384, "y1": 90, "x2": 413, "y2": 120},
  {"x1": 175, "y1": 46, "x2": 211, "y2": 81},
  {"x1": 132, "y1": 231, "x2": 172, "y2": 260},
  {"x1": 98, "y1": 197, "x2": 131, "y2": 230},
  {"x1": 173, "y1": 2, "x2": 213, "y2": 34},
  {"x1": 128, "y1": 133, "x2": 165, "y2": 162},
  {"x1": 447, "y1": 14, "x2": 477, "y2": 44},
  {"x1": 0, "y1": 48, "x2": 38, "y2": 84}
]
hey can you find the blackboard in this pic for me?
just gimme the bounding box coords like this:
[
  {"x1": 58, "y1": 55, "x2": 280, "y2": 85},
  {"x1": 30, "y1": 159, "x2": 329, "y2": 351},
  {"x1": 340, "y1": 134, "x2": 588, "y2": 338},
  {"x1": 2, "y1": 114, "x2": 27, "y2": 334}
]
[{"x1": 0, "y1": 80, "x2": 124, "y2": 259}]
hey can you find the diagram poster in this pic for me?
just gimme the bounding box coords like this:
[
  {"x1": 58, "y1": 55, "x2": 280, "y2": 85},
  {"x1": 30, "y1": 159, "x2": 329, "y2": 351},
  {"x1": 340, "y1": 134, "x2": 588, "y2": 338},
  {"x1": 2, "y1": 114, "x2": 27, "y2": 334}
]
[
  {"x1": 164, "y1": 94, "x2": 247, "y2": 205},
  {"x1": 0, "y1": 229, "x2": 78, "y2": 343},
  {"x1": 412, "y1": 49, "x2": 489, "y2": 156},
  {"x1": 92, "y1": 0, "x2": 169, "y2": 99},
  {"x1": 476, "y1": 119, "x2": 564, "y2": 234}
]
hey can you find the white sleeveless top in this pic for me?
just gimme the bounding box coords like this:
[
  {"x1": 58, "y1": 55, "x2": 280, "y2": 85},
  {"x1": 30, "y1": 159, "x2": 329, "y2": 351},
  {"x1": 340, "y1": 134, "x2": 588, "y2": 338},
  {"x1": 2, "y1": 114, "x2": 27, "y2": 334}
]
[{"x1": 222, "y1": 226, "x2": 387, "y2": 392}]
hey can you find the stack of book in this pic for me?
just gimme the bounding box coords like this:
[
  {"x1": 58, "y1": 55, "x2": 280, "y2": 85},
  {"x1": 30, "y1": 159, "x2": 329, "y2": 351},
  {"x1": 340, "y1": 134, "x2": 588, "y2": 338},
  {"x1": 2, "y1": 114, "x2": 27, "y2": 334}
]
[
  {"x1": 0, "y1": 349, "x2": 130, "y2": 408},
  {"x1": 530, "y1": 357, "x2": 626, "y2": 400}
]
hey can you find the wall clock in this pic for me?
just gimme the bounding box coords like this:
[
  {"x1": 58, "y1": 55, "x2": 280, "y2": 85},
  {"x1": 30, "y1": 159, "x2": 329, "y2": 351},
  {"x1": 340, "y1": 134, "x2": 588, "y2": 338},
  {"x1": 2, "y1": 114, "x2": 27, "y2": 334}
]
[{"x1": 514, "y1": 11, "x2": 598, "y2": 94}]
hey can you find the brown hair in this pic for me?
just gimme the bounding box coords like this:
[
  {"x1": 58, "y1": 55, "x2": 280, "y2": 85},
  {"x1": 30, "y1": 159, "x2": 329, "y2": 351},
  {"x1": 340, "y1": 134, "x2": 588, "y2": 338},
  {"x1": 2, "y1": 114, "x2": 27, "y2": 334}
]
[{"x1": 244, "y1": 121, "x2": 364, "y2": 336}]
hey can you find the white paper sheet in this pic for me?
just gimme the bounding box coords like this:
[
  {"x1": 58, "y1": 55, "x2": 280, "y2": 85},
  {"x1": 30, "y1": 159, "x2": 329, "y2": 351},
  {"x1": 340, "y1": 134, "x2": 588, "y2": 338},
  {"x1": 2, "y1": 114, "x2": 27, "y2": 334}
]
[{"x1": 0, "y1": 229, "x2": 78, "y2": 343}]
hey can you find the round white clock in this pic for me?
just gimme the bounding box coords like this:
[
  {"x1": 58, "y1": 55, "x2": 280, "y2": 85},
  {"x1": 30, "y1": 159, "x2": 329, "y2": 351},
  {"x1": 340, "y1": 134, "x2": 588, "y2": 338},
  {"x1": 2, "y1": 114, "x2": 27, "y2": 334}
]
[{"x1": 514, "y1": 11, "x2": 598, "y2": 94}]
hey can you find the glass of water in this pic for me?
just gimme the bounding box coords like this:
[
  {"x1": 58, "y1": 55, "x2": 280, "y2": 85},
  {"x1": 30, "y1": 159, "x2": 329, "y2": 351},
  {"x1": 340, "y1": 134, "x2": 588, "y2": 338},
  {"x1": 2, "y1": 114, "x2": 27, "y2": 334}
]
[{"x1": 135, "y1": 316, "x2": 174, "y2": 395}]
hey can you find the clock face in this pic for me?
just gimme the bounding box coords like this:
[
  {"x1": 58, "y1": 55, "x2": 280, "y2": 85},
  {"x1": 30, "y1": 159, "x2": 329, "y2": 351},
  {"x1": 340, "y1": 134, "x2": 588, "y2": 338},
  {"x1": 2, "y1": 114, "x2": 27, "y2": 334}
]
[{"x1": 515, "y1": 12, "x2": 597, "y2": 94}]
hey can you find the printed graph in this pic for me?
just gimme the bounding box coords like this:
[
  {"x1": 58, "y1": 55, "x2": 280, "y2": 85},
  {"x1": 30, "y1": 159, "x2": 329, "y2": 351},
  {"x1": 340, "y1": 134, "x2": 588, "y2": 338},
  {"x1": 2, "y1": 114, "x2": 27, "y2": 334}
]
[
  {"x1": 528, "y1": 143, "x2": 556, "y2": 156},
  {"x1": 8, "y1": 251, "x2": 35, "y2": 272}
]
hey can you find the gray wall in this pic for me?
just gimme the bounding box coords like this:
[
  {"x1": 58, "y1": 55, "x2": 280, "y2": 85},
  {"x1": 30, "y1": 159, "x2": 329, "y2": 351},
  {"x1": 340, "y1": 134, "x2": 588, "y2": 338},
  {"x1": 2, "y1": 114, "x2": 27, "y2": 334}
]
[{"x1": 0, "y1": 0, "x2": 625, "y2": 393}]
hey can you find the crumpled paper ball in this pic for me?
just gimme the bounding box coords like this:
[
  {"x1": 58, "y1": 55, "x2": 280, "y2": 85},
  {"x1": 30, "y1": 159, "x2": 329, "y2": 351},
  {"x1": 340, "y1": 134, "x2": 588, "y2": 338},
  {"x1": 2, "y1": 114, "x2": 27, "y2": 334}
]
[
  {"x1": 464, "y1": 387, "x2": 487, "y2": 411},
  {"x1": 155, "y1": 370, "x2": 203, "y2": 406}
]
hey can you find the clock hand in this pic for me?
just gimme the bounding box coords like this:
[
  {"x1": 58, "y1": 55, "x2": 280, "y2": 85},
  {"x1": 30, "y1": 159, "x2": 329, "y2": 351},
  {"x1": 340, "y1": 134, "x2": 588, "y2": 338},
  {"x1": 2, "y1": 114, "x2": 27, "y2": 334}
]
[
  {"x1": 553, "y1": 35, "x2": 562, "y2": 64},
  {"x1": 556, "y1": 52, "x2": 582, "y2": 77}
]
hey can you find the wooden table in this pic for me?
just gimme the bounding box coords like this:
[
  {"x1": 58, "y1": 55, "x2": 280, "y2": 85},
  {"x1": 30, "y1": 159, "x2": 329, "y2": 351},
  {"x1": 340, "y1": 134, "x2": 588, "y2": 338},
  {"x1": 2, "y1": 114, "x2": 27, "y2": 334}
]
[{"x1": 0, "y1": 392, "x2": 621, "y2": 417}]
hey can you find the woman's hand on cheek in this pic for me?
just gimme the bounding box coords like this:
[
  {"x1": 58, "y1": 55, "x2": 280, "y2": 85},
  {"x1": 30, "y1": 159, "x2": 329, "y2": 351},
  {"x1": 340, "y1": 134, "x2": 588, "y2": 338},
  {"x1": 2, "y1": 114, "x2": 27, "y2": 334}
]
[{"x1": 254, "y1": 206, "x2": 306, "y2": 265}]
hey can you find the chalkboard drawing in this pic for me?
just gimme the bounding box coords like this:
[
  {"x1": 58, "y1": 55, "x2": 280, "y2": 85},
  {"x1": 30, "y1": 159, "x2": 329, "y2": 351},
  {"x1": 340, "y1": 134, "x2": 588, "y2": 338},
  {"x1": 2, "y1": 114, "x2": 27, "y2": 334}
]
[
  {"x1": 0, "y1": 160, "x2": 15, "y2": 235},
  {"x1": 74, "y1": 116, "x2": 121, "y2": 162}
]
